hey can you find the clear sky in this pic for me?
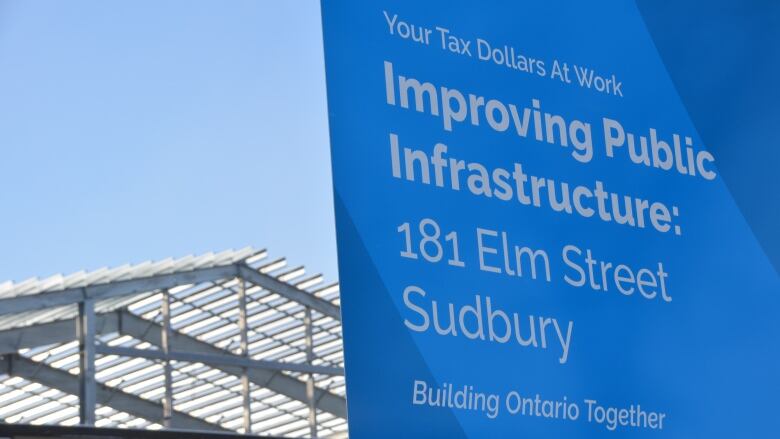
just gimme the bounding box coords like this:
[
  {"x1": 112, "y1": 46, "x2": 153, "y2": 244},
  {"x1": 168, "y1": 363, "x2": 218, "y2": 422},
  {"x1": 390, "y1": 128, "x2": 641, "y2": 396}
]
[{"x1": 0, "y1": 0, "x2": 338, "y2": 283}]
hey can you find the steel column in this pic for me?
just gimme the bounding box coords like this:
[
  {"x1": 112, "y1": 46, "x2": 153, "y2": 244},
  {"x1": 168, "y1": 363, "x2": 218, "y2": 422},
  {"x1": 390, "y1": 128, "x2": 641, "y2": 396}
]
[
  {"x1": 305, "y1": 307, "x2": 317, "y2": 438},
  {"x1": 161, "y1": 289, "x2": 174, "y2": 428},
  {"x1": 77, "y1": 298, "x2": 96, "y2": 426},
  {"x1": 238, "y1": 278, "x2": 252, "y2": 434}
]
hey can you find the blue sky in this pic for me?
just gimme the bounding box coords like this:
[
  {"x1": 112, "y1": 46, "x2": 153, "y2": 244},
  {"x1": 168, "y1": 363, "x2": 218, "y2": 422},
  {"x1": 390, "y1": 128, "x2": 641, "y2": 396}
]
[{"x1": 0, "y1": 0, "x2": 338, "y2": 282}]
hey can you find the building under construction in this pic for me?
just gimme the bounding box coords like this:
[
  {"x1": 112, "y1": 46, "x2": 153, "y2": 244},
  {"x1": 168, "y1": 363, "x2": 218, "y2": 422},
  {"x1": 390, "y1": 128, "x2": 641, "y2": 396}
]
[{"x1": 0, "y1": 248, "x2": 347, "y2": 438}]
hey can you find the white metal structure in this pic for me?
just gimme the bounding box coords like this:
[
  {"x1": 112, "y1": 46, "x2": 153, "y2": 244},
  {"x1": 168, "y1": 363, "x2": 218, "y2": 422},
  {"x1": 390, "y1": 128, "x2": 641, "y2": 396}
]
[{"x1": 0, "y1": 248, "x2": 347, "y2": 438}]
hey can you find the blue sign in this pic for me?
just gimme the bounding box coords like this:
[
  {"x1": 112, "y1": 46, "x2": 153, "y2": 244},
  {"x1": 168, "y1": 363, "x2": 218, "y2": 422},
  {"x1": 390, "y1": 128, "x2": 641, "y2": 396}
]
[{"x1": 321, "y1": 1, "x2": 780, "y2": 437}]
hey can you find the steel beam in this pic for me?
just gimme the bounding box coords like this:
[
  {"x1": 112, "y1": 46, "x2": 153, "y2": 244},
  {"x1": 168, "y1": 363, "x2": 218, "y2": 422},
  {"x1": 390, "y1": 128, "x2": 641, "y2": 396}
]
[
  {"x1": 237, "y1": 265, "x2": 341, "y2": 321},
  {"x1": 94, "y1": 345, "x2": 344, "y2": 377},
  {"x1": 0, "y1": 265, "x2": 239, "y2": 317},
  {"x1": 0, "y1": 314, "x2": 118, "y2": 354},
  {"x1": 1, "y1": 354, "x2": 225, "y2": 432}
]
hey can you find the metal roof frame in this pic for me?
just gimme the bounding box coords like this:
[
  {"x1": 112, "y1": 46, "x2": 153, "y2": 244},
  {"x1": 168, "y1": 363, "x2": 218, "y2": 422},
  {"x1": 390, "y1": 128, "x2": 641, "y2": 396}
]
[{"x1": 0, "y1": 248, "x2": 347, "y2": 438}]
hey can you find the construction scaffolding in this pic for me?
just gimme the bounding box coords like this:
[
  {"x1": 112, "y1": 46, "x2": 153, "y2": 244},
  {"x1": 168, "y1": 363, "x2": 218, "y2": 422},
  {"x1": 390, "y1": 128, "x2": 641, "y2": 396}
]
[{"x1": 0, "y1": 248, "x2": 347, "y2": 438}]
